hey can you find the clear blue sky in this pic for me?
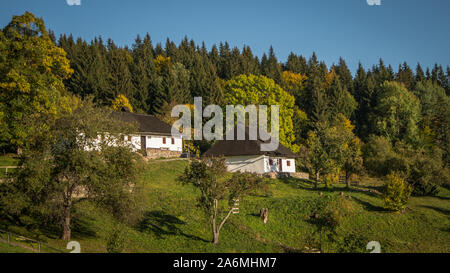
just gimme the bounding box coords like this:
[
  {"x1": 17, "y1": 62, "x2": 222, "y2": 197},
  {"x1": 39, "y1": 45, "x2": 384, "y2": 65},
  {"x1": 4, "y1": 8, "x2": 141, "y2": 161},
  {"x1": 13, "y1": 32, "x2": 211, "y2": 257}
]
[{"x1": 1, "y1": 0, "x2": 449, "y2": 74}]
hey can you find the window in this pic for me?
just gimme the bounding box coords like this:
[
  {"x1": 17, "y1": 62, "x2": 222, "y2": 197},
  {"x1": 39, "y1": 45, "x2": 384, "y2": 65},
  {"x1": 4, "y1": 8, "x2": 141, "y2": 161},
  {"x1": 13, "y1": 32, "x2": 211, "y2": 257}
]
[
  {"x1": 286, "y1": 160, "x2": 291, "y2": 167},
  {"x1": 162, "y1": 137, "x2": 166, "y2": 144},
  {"x1": 171, "y1": 138, "x2": 175, "y2": 145},
  {"x1": 269, "y1": 159, "x2": 273, "y2": 165}
]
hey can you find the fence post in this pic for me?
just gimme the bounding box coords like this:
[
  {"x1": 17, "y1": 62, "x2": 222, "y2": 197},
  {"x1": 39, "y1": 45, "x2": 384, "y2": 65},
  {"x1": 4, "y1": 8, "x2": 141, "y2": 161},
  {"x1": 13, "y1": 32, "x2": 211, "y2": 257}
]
[
  {"x1": 38, "y1": 242, "x2": 41, "y2": 253},
  {"x1": 7, "y1": 232, "x2": 10, "y2": 244}
]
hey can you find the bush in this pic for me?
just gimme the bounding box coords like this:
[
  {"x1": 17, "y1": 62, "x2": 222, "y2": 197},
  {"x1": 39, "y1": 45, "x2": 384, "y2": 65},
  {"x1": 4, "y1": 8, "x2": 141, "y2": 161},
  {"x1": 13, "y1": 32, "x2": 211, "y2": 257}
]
[
  {"x1": 309, "y1": 195, "x2": 354, "y2": 230},
  {"x1": 406, "y1": 151, "x2": 442, "y2": 196},
  {"x1": 106, "y1": 226, "x2": 126, "y2": 253},
  {"x1": 364, "y1": 137, "x2": 444, "y2": 196},
  {"x1": 383, "y1": 173, "x2": 412, "y2": 212},
  {"x1": 335, "y1": 232, "x2": 369, "y2": 253},
  {"x1": 323, "y1": 172, "x2": 339, "y2": 189}
]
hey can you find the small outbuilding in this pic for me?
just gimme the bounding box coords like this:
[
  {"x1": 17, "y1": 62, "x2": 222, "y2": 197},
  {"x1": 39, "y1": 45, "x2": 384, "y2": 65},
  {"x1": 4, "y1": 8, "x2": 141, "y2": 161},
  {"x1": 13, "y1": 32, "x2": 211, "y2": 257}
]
[{"x1": 203, "y1": 131, "x2": 297, "y2": 175}]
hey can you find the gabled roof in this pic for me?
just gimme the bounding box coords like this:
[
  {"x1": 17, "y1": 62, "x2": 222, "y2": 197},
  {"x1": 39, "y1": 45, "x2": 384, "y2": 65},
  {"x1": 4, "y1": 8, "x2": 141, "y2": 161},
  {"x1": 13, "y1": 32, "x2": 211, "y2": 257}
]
[
  {"x1": 203, "y1": 128, "x2": 298, "y2": 158},
  {"x1": 111, "y1": 111, "x2": 173, "y2": 135}
]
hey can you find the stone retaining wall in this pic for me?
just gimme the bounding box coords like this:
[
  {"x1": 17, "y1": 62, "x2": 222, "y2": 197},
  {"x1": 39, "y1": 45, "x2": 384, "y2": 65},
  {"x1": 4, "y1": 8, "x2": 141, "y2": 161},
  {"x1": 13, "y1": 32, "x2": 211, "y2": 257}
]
[
  {"x1": 290, "y1": 172, "x2": 310, "y2": 179},
  {"x1": 264, "y1": 172, "x2": 310, "y2": 179},
  {"x1": 146, "y1": 148, "x2": 182, "y2": 159}
]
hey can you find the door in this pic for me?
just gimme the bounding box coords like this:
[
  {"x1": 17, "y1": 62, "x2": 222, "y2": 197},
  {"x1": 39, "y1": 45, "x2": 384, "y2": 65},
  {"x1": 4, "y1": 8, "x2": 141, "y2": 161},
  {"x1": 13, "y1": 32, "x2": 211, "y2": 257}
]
[
  {"x1": 141, "y1": 135, "x2": 146, "y2": 151},
  {"x1": 268, "y1": 158, "x2": 279, "y2": 172}
]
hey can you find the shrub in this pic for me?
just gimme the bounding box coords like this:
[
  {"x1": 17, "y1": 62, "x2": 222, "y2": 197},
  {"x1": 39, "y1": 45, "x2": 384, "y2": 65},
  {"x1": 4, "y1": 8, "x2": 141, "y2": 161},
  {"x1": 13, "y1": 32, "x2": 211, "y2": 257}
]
[
  {"x1": 364, "y1": 137, "x2": 444, "y2": 196},
  {"x1": 106, "y1": 226, "x2": 126, "y2": 253},
  {"x1": 323, "y1": 172, "x2": 339, "y2": 189},
  {"x1": 335, "y1": 232, "x2": 369, "y2": 253},
  {"x1": 310, "y1": 195, "x2": 354, "y2": 230},
  {"x1": 383, "y1": 173, "x2": 412, "y2": 212}
]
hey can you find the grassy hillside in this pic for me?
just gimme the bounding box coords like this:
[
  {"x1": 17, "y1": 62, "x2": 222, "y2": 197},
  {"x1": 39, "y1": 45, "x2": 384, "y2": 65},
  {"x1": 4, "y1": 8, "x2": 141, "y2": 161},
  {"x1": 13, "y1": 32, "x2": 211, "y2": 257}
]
[
  {"x1": 0, "y1": 241, "x2": 34, "y2": 253},
  {"x1": 0, "y1": 154, "x2": 19, "y2": 179},
  {"x1": 1, "y1": 159, "x2": 449, "y2": 253}
]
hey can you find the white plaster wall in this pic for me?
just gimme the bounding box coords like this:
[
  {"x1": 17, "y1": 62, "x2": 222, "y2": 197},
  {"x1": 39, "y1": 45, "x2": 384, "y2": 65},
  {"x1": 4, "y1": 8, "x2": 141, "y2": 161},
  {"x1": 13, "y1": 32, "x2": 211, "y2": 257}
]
[
  {"x1": 263, "y1": 156, "x2": 296, "y2": 173},
  {"x1": 281, "y1": 158, "x2": 296, "y2": 173},
  {"x1": 145, "y1": 135, "x2": 182, "y2": 152},
  {"x1": 129, "y1": 135, "x2": 141, "y2": 151},
  {"x1": 225, "y1": 155, "x2": 266, "y2": 174},
  {"x1": 84, "y1": 134, "x2": 182, "y2": 153}
]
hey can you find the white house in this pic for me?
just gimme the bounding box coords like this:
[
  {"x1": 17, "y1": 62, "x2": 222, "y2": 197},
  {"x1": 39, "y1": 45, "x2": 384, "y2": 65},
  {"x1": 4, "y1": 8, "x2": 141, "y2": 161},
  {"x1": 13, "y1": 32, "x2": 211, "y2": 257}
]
[
  {"x1": 202, "y1": 131, "x2": 297, "y2": 175},
  {"x1": 111, "y1": 111, "x2": 183, "y2": 159}
]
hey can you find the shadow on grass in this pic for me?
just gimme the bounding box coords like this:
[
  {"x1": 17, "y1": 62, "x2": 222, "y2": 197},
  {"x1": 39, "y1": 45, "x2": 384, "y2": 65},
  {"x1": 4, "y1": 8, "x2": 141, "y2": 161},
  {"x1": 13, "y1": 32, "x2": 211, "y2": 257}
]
[
  {"x1": 71, "y1": 217, "x2": 97, "y2": 239},
  {"x1": 419, "y1": 205, "x2": 450, "y2": 216},
  {"x1": 137, "y1": 210, "x2": 208, "y2": 242},
  {"x1": 248, "y1": 213, "x2": 260, "y2": 218},
  {"x1": 279, "y1": 177, "x2": 383, "y2": 198},
  {"x1": 0, "y1": 214, "x2": 97, "y2": 241},
  {"x1": 351, "y1": 197, "x2": 387, "y2": 212},
  {"x1": 429, "y1": 195, "x2": 450, "y2": 201},
  {"x1": 279, "y1": 177, "x2": 318, "y2": 191}
]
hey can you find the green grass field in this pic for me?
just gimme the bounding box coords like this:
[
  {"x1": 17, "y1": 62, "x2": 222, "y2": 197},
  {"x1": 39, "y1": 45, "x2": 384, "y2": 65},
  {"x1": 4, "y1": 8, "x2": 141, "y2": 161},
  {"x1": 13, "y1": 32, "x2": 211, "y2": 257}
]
[
  {"x1": 0, "y1": 154, "x2": 19, "y2": 166},
  {"x1": 1, "y1": 159, "x2": 449, "y2": 253},
  {"x1": 0, "y1": 154, "x2": 19, "y2": 179},
  {"x1": 0, "y1": 241, "x2": 34, "y2": 253}
]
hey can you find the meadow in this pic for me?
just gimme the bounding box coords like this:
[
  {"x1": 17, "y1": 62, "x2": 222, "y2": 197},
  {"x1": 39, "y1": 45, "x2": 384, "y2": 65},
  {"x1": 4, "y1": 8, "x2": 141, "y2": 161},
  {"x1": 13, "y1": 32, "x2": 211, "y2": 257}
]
[{"x1": 0, "y1": 158, "x2": 449, "y2": 253}]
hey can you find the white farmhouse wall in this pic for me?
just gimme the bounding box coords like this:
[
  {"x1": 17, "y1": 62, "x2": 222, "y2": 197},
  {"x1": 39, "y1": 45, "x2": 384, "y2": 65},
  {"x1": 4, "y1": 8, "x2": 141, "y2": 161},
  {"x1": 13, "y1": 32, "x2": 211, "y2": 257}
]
[
  {"x1": 263, "y1": 156, "x2": 296, "y2": 173},
  {"x1": 85, "y1": 134, "x2": 182, "y2": 154},
  {"x1": 129, "y1": 135, "x2": 141, "y2": 151},
  {"x1": 281, "y1": 158, "x2": 296, "y2": 173},
  {"x1": 145, "y1": 135, "x2": 182, "y2": 152},
  {"x1": 225, "y1": 155, "x2": 266, "y2": 174}
]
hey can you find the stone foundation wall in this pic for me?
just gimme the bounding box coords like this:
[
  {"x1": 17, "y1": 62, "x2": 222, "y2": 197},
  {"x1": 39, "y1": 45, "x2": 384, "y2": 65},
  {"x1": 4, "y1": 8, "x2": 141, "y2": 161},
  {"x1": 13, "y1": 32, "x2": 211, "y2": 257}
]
[
  {"x1": 264, "y1": 172, "x2": 310, "y2": 179},
  {"x1": 290, "y1": 172, "x2": 310, "y2": 179},
  {"x1": 146, "y1": 148, "x2": 182, "y2": 159}
]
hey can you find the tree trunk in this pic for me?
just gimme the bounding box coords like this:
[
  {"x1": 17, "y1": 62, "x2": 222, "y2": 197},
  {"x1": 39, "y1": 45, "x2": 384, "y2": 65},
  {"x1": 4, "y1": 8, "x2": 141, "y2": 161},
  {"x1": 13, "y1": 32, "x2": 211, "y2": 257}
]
[
  {"x1": 211, "y1": 199, "x2": 234, "y2": 245},
  {"x1": 211, "y1": 199, "x2": 218, "y2": 244},
  {"x1": 260, "y1": 208, "x2": 269, "y2": 224},
  {"x1": 315, "y1": 172, "x2": 320, "y2": 188},
  {"x1": 62, "y1": 202, "x2": 71, "y2": 241},
  {"x1": 213, "y1": 231, "x2": 219, "y2": 245},
  {"x1": 345, "y1": 171, "x2": 350, "y2": 188},
  {"x1": 61, "y1": 183, "x2": 72, "y2": 241}
]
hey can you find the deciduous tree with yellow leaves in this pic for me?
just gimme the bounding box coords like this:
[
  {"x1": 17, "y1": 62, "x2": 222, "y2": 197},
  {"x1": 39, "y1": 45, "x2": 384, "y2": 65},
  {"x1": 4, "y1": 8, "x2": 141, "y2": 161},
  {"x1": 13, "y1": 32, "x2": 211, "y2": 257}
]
[
  {"x1": 0, "y1": 12, "x2": 73, "y2": 151},
  {"x1": 111, "y1": 94, "x2": 134, "y2": 112}
]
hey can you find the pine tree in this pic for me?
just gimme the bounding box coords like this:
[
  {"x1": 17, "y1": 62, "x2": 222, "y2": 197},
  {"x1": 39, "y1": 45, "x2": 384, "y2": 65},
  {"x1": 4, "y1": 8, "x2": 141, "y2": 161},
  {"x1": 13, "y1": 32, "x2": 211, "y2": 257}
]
[
  {"x1": 334, "y1": 57, "x2": 354, "y2": 95},
  {"x1": 104, "y1": 39, "x2": 134, "y2": 106},
  {"x1": 353, "y1": 63, "x2": 376, "y2": 139},
  {"x1": 240, "y1": 45, "x2": 260, "y2": 75},
  {"x1": 209, "y1": 44, "x2": 220, "y2": 71},
  {"x1": 326, "y1": 74, "x2": 356, "y2": 119},
  {"x1": 309, "y1": 74, "x2": 329, "y2": 124},
  {"x1": 425, "y1": 67, "x2": 431, "y2": 80},
  {"x1": 415, "y1": 63, "x2": 425, "y2": 83},
  {"x1": 261, "y1": 46, "x2": 282, "y2": 84},
  {"x1": 396, "y1": 62, "x2": 415, "y2": 91},
  {"x1": 285, "y1": 52, "x2": 307, "y2": 74},
  {"x1": 130, "y1": 33, "x2": 156, "y2": 112}
]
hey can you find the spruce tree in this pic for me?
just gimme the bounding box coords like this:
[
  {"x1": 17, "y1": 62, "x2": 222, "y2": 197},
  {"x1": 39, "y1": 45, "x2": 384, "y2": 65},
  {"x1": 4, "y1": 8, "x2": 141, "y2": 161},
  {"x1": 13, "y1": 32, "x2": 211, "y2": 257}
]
[
  {"x1": 415, "y1": 63, "x2": 425, "y2": 83},
  {"x1": 334, "y1": 57, "x2": 354, "y2": 95},
  {"x1": 261, "y1": 46, "x2": 282, "y2": 84}
]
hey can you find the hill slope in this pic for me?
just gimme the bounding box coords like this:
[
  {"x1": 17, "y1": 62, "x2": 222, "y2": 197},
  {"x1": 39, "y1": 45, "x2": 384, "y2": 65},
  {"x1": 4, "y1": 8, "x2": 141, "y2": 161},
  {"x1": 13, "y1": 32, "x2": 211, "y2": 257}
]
[{"x1": 1, "y1": 159, "x2": 449, "y2": 253}]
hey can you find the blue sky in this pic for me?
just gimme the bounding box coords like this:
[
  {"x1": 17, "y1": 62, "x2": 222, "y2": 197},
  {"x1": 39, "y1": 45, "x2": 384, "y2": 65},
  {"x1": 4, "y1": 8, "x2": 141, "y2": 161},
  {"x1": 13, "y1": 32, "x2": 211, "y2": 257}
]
[{"x1": 1, "y1": 0, "x2": 449, "y2": 74}]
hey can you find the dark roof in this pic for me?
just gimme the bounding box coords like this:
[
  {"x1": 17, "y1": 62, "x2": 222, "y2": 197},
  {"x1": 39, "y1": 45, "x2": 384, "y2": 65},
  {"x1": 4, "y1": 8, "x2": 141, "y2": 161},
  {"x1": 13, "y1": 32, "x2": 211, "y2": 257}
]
[
  {"x1": 203, "y1": 128, "x2": 298, "y2": 158},
  {"x1": 111, "y1": 111, "x2": 173, "y2": 135}
]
